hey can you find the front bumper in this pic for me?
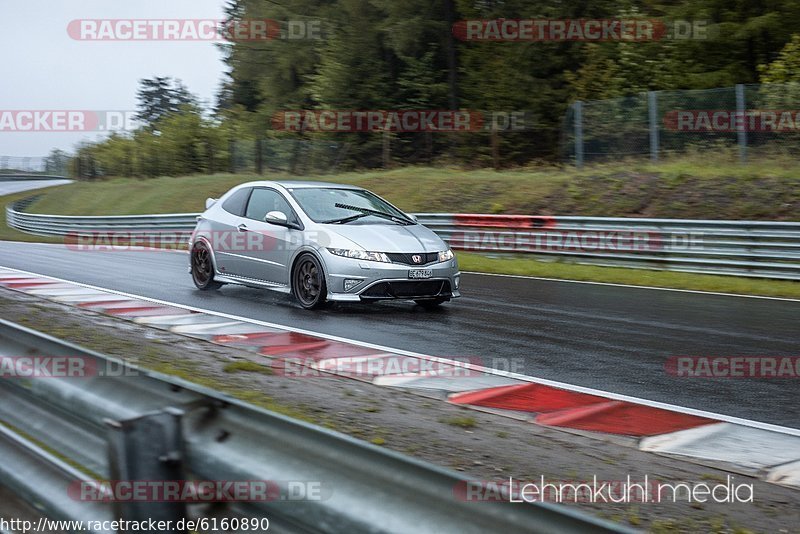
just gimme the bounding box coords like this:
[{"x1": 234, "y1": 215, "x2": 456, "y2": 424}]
[{"x1": 322, "y1": 251, "x2": 461, "y2": 302}]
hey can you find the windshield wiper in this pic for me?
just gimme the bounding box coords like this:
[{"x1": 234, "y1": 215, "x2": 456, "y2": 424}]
[
  {"x1": 333, "y1": 203, "x2": 413, "y2": 225},
  {"x1": 321, "y1": 213, "x2": 370, "y2": 224}
]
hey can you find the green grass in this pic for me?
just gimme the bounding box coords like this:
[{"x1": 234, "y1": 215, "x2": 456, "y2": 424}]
[
  {"x1": 223, "y1": 360, "x2": 274, "y2": 375},
  {"x1": 15, "y1": 156, "x2": 800, "y2": 219},
  {"x1": 440, "y1": 415, "x2": 477, "y2": 428}
]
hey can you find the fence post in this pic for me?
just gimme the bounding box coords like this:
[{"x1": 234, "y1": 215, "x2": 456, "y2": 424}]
[
  {"x1": 735, "y1": 84, "x2": 747, "y2": 164},
  {"x1": 573, "y1": 100, "x2": 584, "y2": 168},
  {"x1": 648, "y1": 91, "x2": 659, "y2": 162}
]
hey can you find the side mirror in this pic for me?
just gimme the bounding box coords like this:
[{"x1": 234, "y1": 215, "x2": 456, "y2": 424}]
[
  {"x1": 264, "y1": 211, "x2": 289, "y2": 225},
  {"x1": 205, "y1": 198, "x2": 217, "y2": 209},
  {"x1": 407, "y1": 213, "x2": 418, "y2": 222}
]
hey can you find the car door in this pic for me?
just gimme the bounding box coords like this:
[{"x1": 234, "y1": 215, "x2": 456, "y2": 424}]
[
  {"x1": 206, "y1": 186, "x2": 253, "y2": 277},
  {"x1": 237, "y1": 187, "x2": 300, "y2": 285}
]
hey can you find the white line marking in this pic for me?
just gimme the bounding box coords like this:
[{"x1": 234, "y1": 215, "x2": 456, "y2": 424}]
[
  {"x1": 464, "y1": 271, "x2": 800, "y2": 302},
  {"x1": 3, "y1": 264, "x2": 800, "y2": 437}
]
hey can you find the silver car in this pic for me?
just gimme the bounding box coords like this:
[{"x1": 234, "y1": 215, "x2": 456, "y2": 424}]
[{"x1": 189, "y1": 181, "x2": 461, "y2": 309}]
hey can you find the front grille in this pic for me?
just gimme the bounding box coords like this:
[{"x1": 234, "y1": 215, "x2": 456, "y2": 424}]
[
  {"x1": 361, "y1": 280, "x2": 451, "y2": 299},
  {"x1": 385, "y1": 252, "x2": 439, "y2": 266}
]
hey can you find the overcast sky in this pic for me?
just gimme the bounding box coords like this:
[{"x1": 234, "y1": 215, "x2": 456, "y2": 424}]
[{"x1": 0, "y1": 0, "x2": 226, "y2": 157}]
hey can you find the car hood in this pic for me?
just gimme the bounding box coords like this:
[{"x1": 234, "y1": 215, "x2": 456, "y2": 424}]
[{"x1": 325, "y1": 222, "x2": 446, "y2": 252}]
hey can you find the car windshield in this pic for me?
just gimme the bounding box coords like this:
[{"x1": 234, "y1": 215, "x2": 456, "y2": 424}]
[{"x1": 289, "y1": 187, "x2": 411, "y2": 224}]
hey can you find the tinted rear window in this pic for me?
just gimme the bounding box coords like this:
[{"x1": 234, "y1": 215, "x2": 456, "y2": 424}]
[{"x1": 221, "y1": 188, "x2": 251, "y2": 216}]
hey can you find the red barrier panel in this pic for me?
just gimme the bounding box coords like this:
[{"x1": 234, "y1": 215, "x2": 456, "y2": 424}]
[
  {"x1": 448, "y1": 383, "x2": 607, "y2": 412},
  {"x1": 535, "y1": 401, "x2": 717, "y2": 436},
  {"x1": 453, "y1": 214, "x2": 556, "y2": 230}
]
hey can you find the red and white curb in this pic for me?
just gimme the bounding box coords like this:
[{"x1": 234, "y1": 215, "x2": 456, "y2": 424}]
[{"x1": 1, "y1": 265, "x2": 799, "y2": 490}]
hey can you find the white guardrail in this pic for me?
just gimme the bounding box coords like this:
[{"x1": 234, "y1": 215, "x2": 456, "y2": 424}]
[
  {"x1": 0, "y1": 319, "x2": 629, "y2": 533},
  {"x1": 6, "y1": 196, "x2": 800, "y2": 280}
]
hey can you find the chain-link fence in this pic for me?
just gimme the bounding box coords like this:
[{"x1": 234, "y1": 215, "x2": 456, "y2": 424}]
[
  {"x1": 229, "y1": 138, "x2": 347, "y2": 174},
  {"x1": 0, "y1": 155, "x2": 69, "y2": 176},
  {"x1": 69, "y1": 139, "x2": 348, "y2": 179},
  {"x1": 562, "y1": 83, "x2": 800, "y2": 166}
]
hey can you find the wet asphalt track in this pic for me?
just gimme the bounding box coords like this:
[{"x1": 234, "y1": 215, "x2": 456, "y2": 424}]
[
  {"x1": 0, "y1": 178, "x2": 72, "y2": 195},
  {"x1": 0, "y1": 240, "x2": 798, "y2": 428}
]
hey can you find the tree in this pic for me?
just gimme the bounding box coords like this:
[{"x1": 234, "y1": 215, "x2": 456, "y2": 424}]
[
  {"x1": 759, "y1": 34, "x2": 800, "y2": 84},
  {"x1": 758, "y1": 34, "x2": 800, "y2": 108},
  {"x1": 44, "y1": 149, "x2": 70, "y2": 175},
  {"x1": 135, "y1": 77, "x2": 197, "y2": 128}
]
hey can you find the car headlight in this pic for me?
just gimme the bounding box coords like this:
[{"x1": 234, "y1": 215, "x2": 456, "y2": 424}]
[
  {"x1": 327, "y1": 248, "x2": 391, "y2": 263},
  {"x1": 438, "y1": 249, "x2": 455, "y2": 262}
]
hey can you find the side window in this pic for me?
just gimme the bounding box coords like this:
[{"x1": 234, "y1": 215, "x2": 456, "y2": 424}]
[
  {"x1": 221, "y1": 188, "x2": 251, "y2": 216},
  {"x1": 245, "y1": 188, "x2": 295, "y2": 222}
]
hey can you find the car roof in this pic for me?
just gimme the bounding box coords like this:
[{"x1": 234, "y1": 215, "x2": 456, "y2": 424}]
[{"x1": 236, "y1": 180, "x2": 363, "y2": 190}]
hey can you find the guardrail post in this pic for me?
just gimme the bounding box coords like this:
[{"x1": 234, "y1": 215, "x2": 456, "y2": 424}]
[{"x1": 106, "y1": 409, "x2": 186, "y2": 529}]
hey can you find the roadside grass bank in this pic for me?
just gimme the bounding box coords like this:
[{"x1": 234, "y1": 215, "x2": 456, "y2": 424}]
[{"x1": 14, "y1": 157, "x2": 800, "y2": 220}]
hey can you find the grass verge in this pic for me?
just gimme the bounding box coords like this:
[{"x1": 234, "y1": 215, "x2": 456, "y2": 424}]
[{"x1": 12, "y1": 156, "x2": 800, "y2": 220}]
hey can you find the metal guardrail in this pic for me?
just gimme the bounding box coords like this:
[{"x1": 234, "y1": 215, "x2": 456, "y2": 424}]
[
  {"x1": 0, "y1": 174, "x2": 71, "y2": 182},
  {"x1": 6, "y1": 197, "x2": 800, "y2": 280},
  {"x1": 0, "y1": 319, "x2": 627, "y2": 533},
  {"x1": 6, "y1": 197, "x2": 198, "y2": 241},
  {"x1": 418, "y1": 214, "x2": 800, "y2": 280}
]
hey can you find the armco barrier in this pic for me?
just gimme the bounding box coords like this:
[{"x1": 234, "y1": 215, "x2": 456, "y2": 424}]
[
  {"x1": 6, "y1": 198, "x2": 800, "y2": 280},
  {"x1": 6, "y1": 196, "x2": 198, "y2": 242},
  {"x1": 0, "y1": 319, "x2": 627, "y2": 533},
  {"x1": 417, "y1": 213, "x2": 800, "y2": 280}
]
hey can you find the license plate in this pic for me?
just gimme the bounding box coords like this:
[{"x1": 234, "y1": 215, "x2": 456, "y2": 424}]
[{"x1": 408, "y1": 269, "x2": 433, "y2": 279}]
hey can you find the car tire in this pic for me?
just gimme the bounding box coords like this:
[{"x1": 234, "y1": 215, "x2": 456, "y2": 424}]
[
  {"x1": 191, "y1": 241, "x2": 222, "y2": 290},
  {"x1": 292, "y1": 253, "x2": 328, "y2": 309},
  {"x1": 414, "y1": 298, "x2": 447, "y2": 309}
]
